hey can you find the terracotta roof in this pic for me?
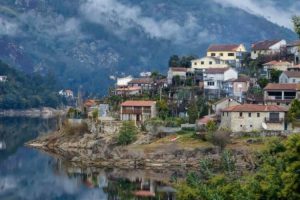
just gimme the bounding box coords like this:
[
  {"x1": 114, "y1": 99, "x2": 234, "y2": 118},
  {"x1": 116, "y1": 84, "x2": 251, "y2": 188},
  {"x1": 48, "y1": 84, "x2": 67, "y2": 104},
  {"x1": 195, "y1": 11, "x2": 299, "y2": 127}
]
[
  {"x1": 264, "y1": 83, "x2": 300, "y2": 91},
  {"x1": 84, "y1": 99, "x2": 97, "y2": 107},
  {"x1": 197, "y1": 115, "x2": 216, "y2": 125},
  {"x1": 116, "y1": 86, "x2": 141, "y2": 91},
  {"x1": 121, "y1": 100, "x2": 156, "y2": 107},
  {"x1": 222, "y1": 104, "x2": 287, "y2": 112},
  {"x1": 252, "y1": 40, "x2": 282, "y2": 50},
  {"x1": 233, "y1": 76, "x2": 250, "y2": 82},
  {"x1": 287, "y1": 40, "x2": 300, "y2": 47},
  {"x1": 170, "y1": 67, "x2": 187, "y2": 72},
  {"x1": 207, "y1": 44, "x2": 241, "y2": 52},
  {"x1": 128, "y1": 77, "x2": 153, "y2": 84},
  {"x1": 282, "y1": 71, "x2": 300, "y2": 78},
  {"x1": 133, "y1": 191, "x2": 156, "y2": 197},
  {"x1": 263, "y1": 60, "x2": 292, "y2": 66},
  {"x1": 205, "y1": 67, "x2": 230, "y2": 74}
]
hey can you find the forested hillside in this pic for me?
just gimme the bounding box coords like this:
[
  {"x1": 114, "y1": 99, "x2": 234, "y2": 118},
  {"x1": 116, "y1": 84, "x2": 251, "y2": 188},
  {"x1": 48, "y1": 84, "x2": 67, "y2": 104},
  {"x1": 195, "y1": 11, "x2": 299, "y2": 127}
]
[{"x1": 0, "y1": 60, "x2": 64, "y2": 109}]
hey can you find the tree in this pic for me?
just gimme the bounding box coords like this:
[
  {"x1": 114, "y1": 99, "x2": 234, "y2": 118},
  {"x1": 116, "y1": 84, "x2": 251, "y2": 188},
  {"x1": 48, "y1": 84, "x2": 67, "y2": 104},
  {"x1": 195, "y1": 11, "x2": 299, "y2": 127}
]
[
  {"x1": 257, "y1": 77, "x2": 269, "y2": 89},
  {"x1": 168, "y1": 55, "x2": 180, "y2": 67},
  {"x1": 287, "y1": 99, "x2": 300, "y2": 127},
  {"x1": 117, "y1": 121, "x2": 138, "y2": 145},
  {"x1": 187, "y1": 100, "x2": 199, "y2": 123},
  {"x1": 156, "y1": 99, "x2": 170, "y2": 119},
  {"x1": 270, "y1": 69, "x2": 282, "y2": 83},
  {"x1": 292, "y1": 15, "x2": 300, "y2": 38}
]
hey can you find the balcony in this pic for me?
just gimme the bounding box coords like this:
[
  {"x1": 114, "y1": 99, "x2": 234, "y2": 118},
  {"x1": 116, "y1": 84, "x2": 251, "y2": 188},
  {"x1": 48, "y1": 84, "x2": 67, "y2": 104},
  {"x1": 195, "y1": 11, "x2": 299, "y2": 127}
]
[
  {"x1": 122, "y1": 108, "x2": 142, "y2": 115},
  {"x1": 265, "y1": 117, "x2": 284, "y2": 123}
]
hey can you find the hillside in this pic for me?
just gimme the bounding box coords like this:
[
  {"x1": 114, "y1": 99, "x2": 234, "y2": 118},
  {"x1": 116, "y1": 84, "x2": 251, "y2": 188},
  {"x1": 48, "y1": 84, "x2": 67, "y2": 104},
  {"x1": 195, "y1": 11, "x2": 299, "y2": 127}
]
[
  {"x1": 0, "y1": 0, "x2": 297, "y2": 94},
  {"x1": 0, "y1": 60, "x2": 64, "y2": 109}
]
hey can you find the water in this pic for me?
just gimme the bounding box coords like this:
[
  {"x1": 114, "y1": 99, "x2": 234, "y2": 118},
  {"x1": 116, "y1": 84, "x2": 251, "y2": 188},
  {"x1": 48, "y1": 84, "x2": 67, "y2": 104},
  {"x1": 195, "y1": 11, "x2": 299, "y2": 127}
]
[{"x1": 0, "y1": 117, "x2": 178, "y2": 200}]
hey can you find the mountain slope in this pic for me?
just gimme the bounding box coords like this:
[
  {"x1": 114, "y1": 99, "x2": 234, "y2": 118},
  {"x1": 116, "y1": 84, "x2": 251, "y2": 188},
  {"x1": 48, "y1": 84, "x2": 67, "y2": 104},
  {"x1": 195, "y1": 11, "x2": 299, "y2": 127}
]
[{"x1": 0, "y1": 0, "x2": 297, "y2": 95}]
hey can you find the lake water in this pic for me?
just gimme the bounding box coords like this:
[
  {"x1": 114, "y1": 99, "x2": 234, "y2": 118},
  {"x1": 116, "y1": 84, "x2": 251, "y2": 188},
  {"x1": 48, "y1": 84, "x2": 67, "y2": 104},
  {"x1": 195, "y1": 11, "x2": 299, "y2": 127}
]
[{"x1": 0, "y1": 117, "x2": 179, "y2": 200}]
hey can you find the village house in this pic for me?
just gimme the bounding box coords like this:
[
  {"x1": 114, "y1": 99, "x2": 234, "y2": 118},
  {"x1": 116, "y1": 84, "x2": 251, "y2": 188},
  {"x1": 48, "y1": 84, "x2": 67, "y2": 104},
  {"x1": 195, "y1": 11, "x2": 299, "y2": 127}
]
[
  {"x1": 203, "y1": 67, "x2": 238, "y2": 98},
  {"x1": 220, "y1": 104, "x2": 288, "y2": 132},
  {"x1": 191, "y1": 56, "x2": 229, "y2": 70},
  {"x1": 115, "y1": 86, "x2": 141, "y2": 96},
  {"x1": 212, "y1": 97, "x2": 241, "y2": 116},
  {"x1": 227, "y1": 76, "x2": 251, "y2": 101},
  {"x1": 128, "y1": 77, "x2": 154, "y2": 91},
  {"x1": 116, "y1": 76, "x2": 133, "y2": 88},
  {"x1": 167, "y1": 67, "x2": 191, "y2": 84},
  {"x1": 206, "y1": 44, "x2": 246, "y2": 68},
  {"x1": 286, "y1": 40, "x2": 300, "y2": 65},
  {"x1": 59, "y1": 89, "x2": 74, "y2": 98},
  {"x1": 120, "y1": 100, "x2": 157, "y2": 124},
  {"x1": 263, "y1": 60, "x2": 293, "y2": 79},
  {"x1": 251, "y1": 39, "x2": 286, "y2": 60},
  {"x1": 264, "y1": 83, "x2": 300, "y2": 107},
  {"x1": 279, "y1": 71, "x2": 300, "y2": 84},
  {"x1": 287, "y1": 64, "x2": 300, "y2": 72},
  {"x1": 0, "y1": 75, "x2": 7, "y2": 82}
]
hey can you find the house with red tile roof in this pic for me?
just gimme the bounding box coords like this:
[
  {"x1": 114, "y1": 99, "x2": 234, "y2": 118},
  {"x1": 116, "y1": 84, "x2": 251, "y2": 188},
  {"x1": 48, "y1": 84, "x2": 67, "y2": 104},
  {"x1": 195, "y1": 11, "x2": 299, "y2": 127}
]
[
  {"x1": 264, "y1": 83, "x2": 300, "y2": 107},
  {"x1": 279, "y1": 71, "x2": 300, "y2": 84},
  {"x1": 220, "y1": 104, "x2": 288, "y2": 132},
  {"x1": 286, "y1": 40, "x2": 300, "y2": 65},
  {"x1": 251, "y1": 39, "x2": 286, "y2": 59},
  {"x1": 120, "y1": 100, "x2": 157, "y2": 124},
  {"x1": 128, "y1": 77, "x2": 154, "y2": 91},
  {"x1": 263, "y1": 60, "x2": 293, "y2": 79},
  {"x1": 206, "y1": 44, "x2": 246, "y2": 68}
]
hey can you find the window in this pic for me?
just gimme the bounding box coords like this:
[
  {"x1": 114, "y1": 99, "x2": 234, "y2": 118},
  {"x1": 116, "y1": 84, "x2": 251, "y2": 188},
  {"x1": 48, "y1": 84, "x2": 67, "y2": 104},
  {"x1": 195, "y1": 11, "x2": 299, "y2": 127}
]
[
  {"x1": 257, "y1": 113, "x2": 260, "y2": 117},
  {"x1": 223, "y1": 112, "x2": 224, "y2": 116},
  {"x1": 227, "y1": 112, "x2": 228, "y2": 116},
  {"x1": 277, "y1": 103, "x2": 280, "y2": 105},
  {"x1": 293, "y1": 79, "x2": 296, "y2": 83},
  {"x1": 254, "y1": 50, "x2": 256, "y2": 54},
  {"x1": 211, "y1": 53, "x2": 216, "y2": 56},
  {"x1": 239, "y1": 112, "x2": 243, "y2": 117},
  {"x1": 194, "y1": 62, "x2": 197, "y2": 65},
  {"x1": 240, "y1": 125, "x2": 243, "y2": 127},
  {"x1": 250, "y1": 125, "x2": 253, "y2": 128},
  {"x1": 208, "y1": 81, "x2": 215, "y2": 86},
  {"x1": 228, "y1": 53, "x2": 234, "y2": 56},
  {"x1": 201, "y1": 61, "x2": 204, "y2": 65},
  {"x1": 209, "y1": 61, "x2": 213, "y2": 65},
  {"x1": 248, "y1": 113, "x2": 251, "y2": 117},
  {"x1": 220, "y1": 53, "x2": 223, "y2": 56}
]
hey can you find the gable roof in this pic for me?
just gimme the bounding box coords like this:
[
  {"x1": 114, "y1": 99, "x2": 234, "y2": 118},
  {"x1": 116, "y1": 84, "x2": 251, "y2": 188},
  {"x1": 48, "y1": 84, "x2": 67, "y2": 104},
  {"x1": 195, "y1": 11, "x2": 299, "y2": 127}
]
[
  {"x1": 169, "y1": 67, "x2": 187, "y2": 72},
  {"x1": 204, "y1": 67, "x2": 231, "y2": 74},
  {"x1": 207, "y1": 44, "x2": 242, "y2": 52},
  {"x1": 263, "y1": 60, "x2": 292, "y2": 66},
  {"x1": 264, "y1": 83, "x2": 300, "y2": 91},
  {"x1": 128, "y1": 77, "x2": 153, "y2": 84},
  {"x1": 222, "y1": 104, "x2": 287, "y2": 112},
  {"x1": 121, "y1": 100, "x2": 156, "y2": 107},
  {"x1": 252, "y1": 40, "x2": 282, "y2": 50},
  {"x1": 282, "y1": 71, "x2": 300, "y2": 78},
  {"x1": 287, "y1": 40, "x2": 300, "y2": 47}
]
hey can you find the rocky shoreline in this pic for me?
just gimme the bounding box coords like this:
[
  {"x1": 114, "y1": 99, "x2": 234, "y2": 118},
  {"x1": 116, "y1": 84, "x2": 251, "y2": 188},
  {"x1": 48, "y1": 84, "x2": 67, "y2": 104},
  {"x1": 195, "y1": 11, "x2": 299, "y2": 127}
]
[
  {"x1": 0, "y1": 107, "x2": 65, "y2": 118},
  {"x1": 26, "y1": 120, "x2": 256, "y2": 170}
]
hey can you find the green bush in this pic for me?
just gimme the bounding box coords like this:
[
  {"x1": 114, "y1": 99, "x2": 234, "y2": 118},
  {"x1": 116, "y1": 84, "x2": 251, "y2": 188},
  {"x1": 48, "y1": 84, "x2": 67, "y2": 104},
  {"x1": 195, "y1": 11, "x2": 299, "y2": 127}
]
[{"x1": 117, "y1": 121, "x2": 138, "y2": 145}]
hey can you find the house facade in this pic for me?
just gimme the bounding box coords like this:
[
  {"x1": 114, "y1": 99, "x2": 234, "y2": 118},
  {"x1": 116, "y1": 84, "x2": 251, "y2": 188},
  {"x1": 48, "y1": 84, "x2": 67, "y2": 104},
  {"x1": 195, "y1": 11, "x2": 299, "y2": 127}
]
[
  {"x1": 264, "y1": 83, "x2": 300, "y2": 107},
  {"x1": 167, "y1": 67, "x2": 188, "y2": 84},
  {"x1": 116, "y1": 86, "x2": 141, "y2": 96},
  {"x1": 120, "y1": 101, "x2": 157, "y2": 124},
  {"x1": 128, "y1": 77, "x2": 154, "y2": 91},
  {"x1": 203, "y1": 67, "x2": 238, "y2": 98},
  {"x1": 116, "y1": 76, "x2": 133, "y2": 87},
  {"x1": 232, "y1": 76, "x2": 250, "y2": 101},
  {"x1": 206, "y1": 44, "x2": 246, "y2": 67},
  {"x1": 263, "y1": 60, "x2": 293, "y2": 79},
  {"x1": 212, "y1": 98, "x2": 241, "y2": 116},
  {"x1": 279, "y1": 71, "x2": 300, "y2": 84},
  {"x1": 251, "y1": 39, "x2": 286, "y2": 59},
  {"x1": 191, "y1": 56, "x2": 229, "y2": 70},
  {"x1": 220, "y1": 104, "x2": 287, "y2": 132},
  {"x1": 286, "y1": 40, "x2": 300, "y2": 65}
]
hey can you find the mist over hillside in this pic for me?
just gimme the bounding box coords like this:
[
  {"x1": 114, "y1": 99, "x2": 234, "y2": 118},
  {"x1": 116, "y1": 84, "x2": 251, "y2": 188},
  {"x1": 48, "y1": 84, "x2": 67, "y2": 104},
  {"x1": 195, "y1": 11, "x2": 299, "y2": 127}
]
[{"x1": 0, "y1": 0, "x2": 297, "y2": 95}]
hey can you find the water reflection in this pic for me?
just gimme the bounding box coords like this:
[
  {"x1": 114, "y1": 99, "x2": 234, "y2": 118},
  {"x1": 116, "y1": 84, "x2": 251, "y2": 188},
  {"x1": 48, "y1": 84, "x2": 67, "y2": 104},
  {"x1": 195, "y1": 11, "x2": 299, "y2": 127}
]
[{"x1": 0, "y1": 117, "x2": 179, "y2": 200}]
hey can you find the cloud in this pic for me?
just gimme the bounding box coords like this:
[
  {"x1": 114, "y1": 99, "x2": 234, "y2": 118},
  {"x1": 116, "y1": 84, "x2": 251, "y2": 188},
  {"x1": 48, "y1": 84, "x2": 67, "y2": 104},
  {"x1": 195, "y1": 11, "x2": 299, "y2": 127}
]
[
  {"x1": 80, "y1": 0, "x2": 209, "y2": 43},
  {"x1": 213, "y1": 0, "x2": 300, "y2": 29},
  {"x1": 0, "y1": 17, "x2": 19, "y2": 36}
]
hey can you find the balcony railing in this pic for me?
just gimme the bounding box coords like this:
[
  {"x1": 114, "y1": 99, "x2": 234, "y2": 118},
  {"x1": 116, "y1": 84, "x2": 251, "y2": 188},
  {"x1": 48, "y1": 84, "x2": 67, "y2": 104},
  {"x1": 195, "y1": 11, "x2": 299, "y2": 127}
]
[
  {"x1": 122, "y1": 109, "x2": 142, "y2": 114},
  {"x1": 265, "y1": 117, "x2": 284, "y2": 123}
]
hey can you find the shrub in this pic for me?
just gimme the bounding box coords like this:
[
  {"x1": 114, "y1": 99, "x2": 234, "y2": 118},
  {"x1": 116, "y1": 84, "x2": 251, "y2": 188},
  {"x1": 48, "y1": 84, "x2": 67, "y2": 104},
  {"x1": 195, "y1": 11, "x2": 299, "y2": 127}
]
[{"x1": 117, "y1": 121, "x2": 138, "y2": 145}]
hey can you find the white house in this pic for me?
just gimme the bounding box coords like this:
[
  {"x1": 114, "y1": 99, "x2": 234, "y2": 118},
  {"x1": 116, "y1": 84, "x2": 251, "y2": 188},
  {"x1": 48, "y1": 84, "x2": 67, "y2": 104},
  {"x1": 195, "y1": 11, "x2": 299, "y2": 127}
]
[
  {"x1": 251, "y1": 39, "x2": 286, "y2": 59},
  {"x1": 203, "y1": 67, "x2": 238, "y2": 98},
  {"x1": 191, "y1": 56, "x2": 229, "y2": 70},
  {"x1": 59, "y1": 89, "x2": 74, "y2": 98},
  {"x1": 116, "y1": 76, "x2": 133, "y2": 87},
  {"x1": 279, "y1": 71, "x2": 300, "y2": 84},
  {"x1": 0, "y1": 76, "x2": 7, "y2": 82}
]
